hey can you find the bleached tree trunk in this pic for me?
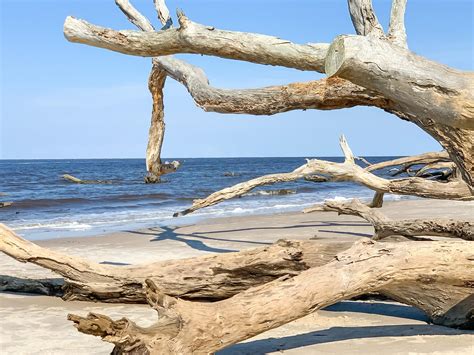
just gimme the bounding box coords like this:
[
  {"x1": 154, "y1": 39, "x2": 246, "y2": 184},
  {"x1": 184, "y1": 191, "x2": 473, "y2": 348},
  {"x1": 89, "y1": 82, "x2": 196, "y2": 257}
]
[{"x1": 68, "y1": 240, "x2": 474, "y2": 354}]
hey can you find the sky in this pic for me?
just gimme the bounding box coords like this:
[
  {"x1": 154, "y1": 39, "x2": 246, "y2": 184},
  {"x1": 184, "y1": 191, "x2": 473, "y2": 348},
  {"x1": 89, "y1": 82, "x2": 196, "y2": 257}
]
[{"x1": 1, "y1": 0, "x2": 473, "y2": 159}]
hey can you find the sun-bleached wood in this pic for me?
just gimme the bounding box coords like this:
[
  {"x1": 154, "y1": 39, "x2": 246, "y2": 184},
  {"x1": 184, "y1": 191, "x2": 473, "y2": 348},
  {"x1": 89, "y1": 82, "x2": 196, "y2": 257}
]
[
  {"x1": 0, "y1": 223, "x2": 350, "y2": 302},
  {"x1": 303, "y1": 199, "x2": 474, "y2": 241},
  {"x1": 63, "y1": 13, "x2": 329, "y2": 72},
  {"x1": 347, "y1": 0, "x2": 385, "y2": 38},
  {"x1": 366, "y1": 151, "x2": 450, "y2": 172},
  {"x1": 68, "y1": 240, "x2": 474, "y2": 353},
  {"x1": 175, "y1": 136, "x2": 473, "y2": 216},
  {"x1": 388, "y1": 0, "x2": 408, "y2": 48}
]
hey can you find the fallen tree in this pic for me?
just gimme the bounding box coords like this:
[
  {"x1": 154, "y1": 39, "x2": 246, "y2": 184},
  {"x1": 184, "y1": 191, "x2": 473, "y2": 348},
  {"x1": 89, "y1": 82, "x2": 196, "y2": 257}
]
[
  {"x1": 1, "y1": 0, "x2": 473, "y2": 353},
  {"x1": 68, "y1": 239, "x2": 474, "y2": 354}
]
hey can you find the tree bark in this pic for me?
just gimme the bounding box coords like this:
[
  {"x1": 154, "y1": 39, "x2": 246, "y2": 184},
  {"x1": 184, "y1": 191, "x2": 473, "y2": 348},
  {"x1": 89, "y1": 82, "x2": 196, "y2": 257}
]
[
  {"x1": 175, "y1": 136, "x2": 472, "y2": 216},
  {"x1": 68, "y1": 240, "x2": 474, "y2": 354},
  {"x1": 0, "y1": 223, "x2": 349, "y2": 303},
  {"x1": 63, "y1": 14, "x2": 329, "y2": 72},
  {"x1": 303, "y1": 199, "x2": 474, "y2": 241}
]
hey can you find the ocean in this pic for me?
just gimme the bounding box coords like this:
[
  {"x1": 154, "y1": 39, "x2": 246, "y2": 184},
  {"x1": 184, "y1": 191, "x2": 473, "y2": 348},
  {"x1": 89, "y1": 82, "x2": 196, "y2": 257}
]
[{"x1": 0, "y1": 157, "x2": 407, "y2": 240}]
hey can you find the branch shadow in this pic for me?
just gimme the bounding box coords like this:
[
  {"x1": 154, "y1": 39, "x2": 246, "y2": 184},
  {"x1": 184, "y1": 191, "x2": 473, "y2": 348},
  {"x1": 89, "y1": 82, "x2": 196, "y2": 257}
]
[{"x1": 220, "y1": 323, "x2": 470, "y2": 355}]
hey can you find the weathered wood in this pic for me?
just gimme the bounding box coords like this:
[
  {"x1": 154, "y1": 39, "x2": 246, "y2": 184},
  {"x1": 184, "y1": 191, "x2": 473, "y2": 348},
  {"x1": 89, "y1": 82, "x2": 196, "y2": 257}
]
[
  {"x1": 388, "y1": 0, "x2": 408, "y2": 48},
  {"x1": 0, "y1": 223, "x2": 349, "y2": 302},
  {"x1": 0, "y1": 275, "x2": 64, "y2": 297},
  {"x1": 367, "y1": 191, "x2": 384, "y2": 208},
  {"x1": 68, "y1": 240, "x2": 474, "y2": 354},
  {"x1": 366, "y1": 151, "x2": 450, "y2": 172},
  {"x1": 63, "y1": 13, "x2": 329, "y2": 72},
  {"x1": 347, "y1": 0, "x2": 385, "y2": 38},
  {"x1": 304, "y1": 199, "x2": 474, "y2": 241},
  {"x1": 175, "y1": 136, "x2": 473, "y2": 216},
  {"x1": 0, "y1": 202, "x2": 13, "y2": 208},
  {"x1": 62, "y1": 174, "x2": 112, "y2": 184}
]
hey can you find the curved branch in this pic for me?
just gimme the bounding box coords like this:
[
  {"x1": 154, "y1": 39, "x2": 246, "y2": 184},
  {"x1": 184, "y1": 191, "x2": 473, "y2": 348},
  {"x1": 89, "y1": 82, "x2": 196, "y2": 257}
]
[
  {"x1": 63, "y1": 13, "x2": 329, "y2": 72},
  {"x1": 388, "y1": 0, "x2": 408, "y2": 48},
  {"x1": 175, "y1": 136, "x2": 473, "y2": 216},
  {"x1": 304, "y1": 199, "x2": 474, "y2": 241},
  {"x1": 159, "y1": 61, "x2": 391, "y2": 114}
]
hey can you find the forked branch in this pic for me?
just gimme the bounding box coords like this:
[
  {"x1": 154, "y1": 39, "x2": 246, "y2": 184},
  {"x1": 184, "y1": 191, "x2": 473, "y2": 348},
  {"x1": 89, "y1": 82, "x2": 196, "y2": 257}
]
[{"x1": 174, "y1": 136, "x2": 473, "y2": 216}]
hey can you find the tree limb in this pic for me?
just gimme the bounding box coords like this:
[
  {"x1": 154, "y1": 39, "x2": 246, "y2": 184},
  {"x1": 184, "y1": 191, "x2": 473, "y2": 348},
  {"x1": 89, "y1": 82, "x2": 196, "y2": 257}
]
[
  {"x1": 68, "y1": 240, "x2": 474, "y2": 353},
  {"x1": 366, "y1": 151, "x2": 450, "y2": 173},
  {"x1": 325, "y1": 35, "x2": 474, "y2": 130},
  {"x1": 347, "y1": 0, "x2": 385, "y2": 38},
  {"x1": 388, "y1": 0, "x2": 408, "y2": 48},
  {"x1": 174, "y1": 136, "x2": 473, "y2": 216},
  {"x1": 63, "y1": 13, "x2": 329, "y2": 72},
  {"x1": 304, "y1": 198, "x2": 474, "y2": 241}
]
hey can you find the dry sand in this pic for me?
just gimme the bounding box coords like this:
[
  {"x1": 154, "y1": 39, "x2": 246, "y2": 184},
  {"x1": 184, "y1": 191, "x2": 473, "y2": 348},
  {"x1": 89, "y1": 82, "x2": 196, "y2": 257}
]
[{"x1": 1, "y1": 199, "x2": 473, "y2": 354}]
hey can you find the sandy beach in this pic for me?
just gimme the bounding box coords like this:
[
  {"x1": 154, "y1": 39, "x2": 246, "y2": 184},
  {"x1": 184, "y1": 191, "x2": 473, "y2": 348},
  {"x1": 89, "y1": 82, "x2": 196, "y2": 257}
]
[{"x1": 1, "y1": 199, "x2": 473, "y2": 354}]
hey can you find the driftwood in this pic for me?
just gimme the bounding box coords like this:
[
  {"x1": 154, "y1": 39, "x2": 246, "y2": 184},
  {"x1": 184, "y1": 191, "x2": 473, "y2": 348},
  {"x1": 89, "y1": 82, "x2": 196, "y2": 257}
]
[
  {"x1": 0, "y1": 202, "x2": 13, "y2": 208},
  {"x1": 63, "y1": 2, "x2": 474, "y2": 186},
  {"x1": 62, "y1": 174, "x2": 113, "y2": 184},
  {"x1": 68, "y1": 240, "x2": 474, "y2": 354},
  {"x1": 303, "y1": 199, "x2": 474, "y2": 241},
  {"x1": 115, "y1": 0, "x2": 181, "y2": 183},
  {"x1": 174, "y1": 136, "x2": 473, "y2": 216},
  {"x1": 1, "y1": 0, "x2": 471, "y2": 353},
  {"x1": 0, "y1": 223, "x2": 350, "y2": 302}
]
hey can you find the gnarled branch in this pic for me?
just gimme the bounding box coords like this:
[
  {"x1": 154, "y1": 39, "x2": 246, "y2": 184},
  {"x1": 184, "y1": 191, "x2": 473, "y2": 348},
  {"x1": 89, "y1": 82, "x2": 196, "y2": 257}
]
[
  {"x1": 304, "y1": 198, "x2": 474, "y2": 241},
  {"x1": 174, "y1": 136, "x2": 473, "y2": 216}
]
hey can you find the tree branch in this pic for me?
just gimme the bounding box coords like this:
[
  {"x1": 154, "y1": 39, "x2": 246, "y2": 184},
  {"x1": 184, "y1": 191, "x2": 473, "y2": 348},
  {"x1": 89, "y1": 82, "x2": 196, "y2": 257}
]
[
  {"x1": 304, "y1": 199, "x2": 474, "y2": 241},
  {"x1": 68, "y1": 240, "x2": 474, "y2": 353},
  {"x1": 366, "y1": 151, "x2": 450, "y2": 173},
  {"x1": 63, "y1": 13, "x2": 329, "y2": 72},
  {"x1": 388, "y1": 0, "x2": 408, "y2": 48},
  {"x1": 325, "y1": 35, "x2": 474, "y2": 130},
  {"x1": 174, "y1": 136, "x2": 473, "y2": 216},
  {"x1": 347, "y1": 0, "x2": 385, "y2": 38}
]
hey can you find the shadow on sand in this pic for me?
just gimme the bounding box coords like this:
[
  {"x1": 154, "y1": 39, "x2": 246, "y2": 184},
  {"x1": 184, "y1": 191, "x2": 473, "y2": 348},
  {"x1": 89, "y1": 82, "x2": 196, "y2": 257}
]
[{"x1": 220, "y1": 301, "x2": 471, "y2": 354}]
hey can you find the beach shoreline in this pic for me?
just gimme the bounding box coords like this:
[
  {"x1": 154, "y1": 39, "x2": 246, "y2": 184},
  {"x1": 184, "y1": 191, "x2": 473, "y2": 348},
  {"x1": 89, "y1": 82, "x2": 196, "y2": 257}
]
[{"x1": 1, "y1": 199, "x2": 473, "y2": 354}]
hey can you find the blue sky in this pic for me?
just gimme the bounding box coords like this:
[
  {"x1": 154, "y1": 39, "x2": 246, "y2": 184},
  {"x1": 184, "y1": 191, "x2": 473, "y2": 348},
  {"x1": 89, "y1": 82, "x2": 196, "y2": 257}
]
[{"x1": 1, "y1": 0, "x2": 472, "y2": 159}]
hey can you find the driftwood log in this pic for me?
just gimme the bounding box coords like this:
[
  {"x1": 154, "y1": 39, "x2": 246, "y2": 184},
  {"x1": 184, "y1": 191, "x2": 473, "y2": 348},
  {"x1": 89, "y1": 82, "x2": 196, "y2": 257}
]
[
  {"x1": 68, "y1": 240, "x2": 474, "y2": 354},
  {"x1": 304, "y1": 198, "x2": 474, "y2": 241},
  {"x1": 62, "y1": 174, "x2": 113, "y2": 184}
]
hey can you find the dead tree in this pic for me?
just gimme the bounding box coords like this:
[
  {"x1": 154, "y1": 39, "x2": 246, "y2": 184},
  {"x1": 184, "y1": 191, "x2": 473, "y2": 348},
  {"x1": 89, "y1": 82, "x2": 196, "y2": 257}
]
[
  {"x1": 0, "y1": 0, "x2": 472, "y2": 353},
  {"x1": 114, "y1": 0, "x2": 179, "y2": 183}
]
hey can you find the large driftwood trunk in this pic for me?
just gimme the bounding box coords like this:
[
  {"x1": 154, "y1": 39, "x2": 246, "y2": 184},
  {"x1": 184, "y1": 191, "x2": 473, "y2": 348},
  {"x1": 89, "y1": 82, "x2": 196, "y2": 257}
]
[
  {"x1": 69, "y1": 240, "x2": 474, "y2": 354},
  {"x1": 0, "y1": 224, "x2": 347, "y2": 302}
]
